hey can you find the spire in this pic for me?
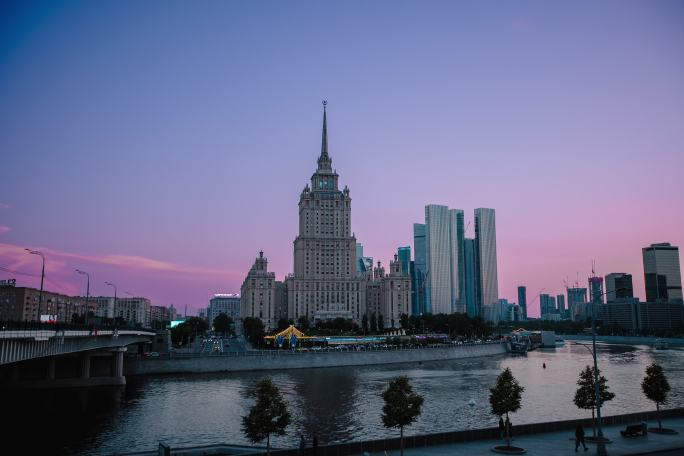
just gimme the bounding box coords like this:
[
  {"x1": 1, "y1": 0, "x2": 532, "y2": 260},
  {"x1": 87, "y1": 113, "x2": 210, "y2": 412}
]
[
  {"x1": 321, "y1": 100, "x2": 328, "y2": 158},
  {"x1": 317, "y1": 100, "x2": 332, "y2": 171}
]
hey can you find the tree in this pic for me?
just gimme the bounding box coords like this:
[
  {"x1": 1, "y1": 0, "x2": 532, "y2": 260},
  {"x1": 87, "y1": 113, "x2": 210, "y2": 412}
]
[
  {"x1": 642, "y1": 363, "x2": 670, "y2": 430},
  {"x1": 213, "y1": 313, "x2": 232, "y2": 335},
  {"x1": 277, "y1": 318, "x2": 290, "y2": 331},
  {"x1": 242, "y1": 317, "x2": 266, "y2": 348},
  {"x1": 382, "y1": 376, "x2": 424, "y2": 456},
  {"x1": 378, "y1": 314, "x2": 385, "y2": 331},
  {"x1": 297, "y1": 315, "x2": 310, "y2": 332},
  {"x1": 242, "y1": 377, "x2": 291, "y2": 456},
  {"x1": 489, "y1": 367, "x2": 524, "y2": 449},
  {"x1": 574, "y1": 365, "x2": 615, "y2": 436},
  {"x1": 171, "y1": 316, "x2": 209, "y2": 347},
  {"x1": 370, "y1": 312, "x2": 378, "y2": 333},
  {"x1": 400, "y1": 313, "x2": 409, "y2": 330},
  {"x1": 362, "y1": 314, "x2": 369, "y2": 334}
]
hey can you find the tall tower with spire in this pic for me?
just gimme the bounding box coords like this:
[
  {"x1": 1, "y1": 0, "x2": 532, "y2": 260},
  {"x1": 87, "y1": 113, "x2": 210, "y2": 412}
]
[{"x1": 287, "y1": 102, "x2": 366, "y2": 324}]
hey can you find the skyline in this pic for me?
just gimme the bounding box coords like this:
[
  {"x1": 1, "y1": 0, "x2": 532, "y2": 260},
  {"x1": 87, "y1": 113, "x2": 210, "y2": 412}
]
[{"x1": 2, "y1": 1, "x2": 683, "y2": 316}]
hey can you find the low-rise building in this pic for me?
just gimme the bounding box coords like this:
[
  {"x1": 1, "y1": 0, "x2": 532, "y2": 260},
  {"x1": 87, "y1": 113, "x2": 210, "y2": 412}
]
[{"x1": 0, "y1": 283, "x2": 93, "y2": 322}]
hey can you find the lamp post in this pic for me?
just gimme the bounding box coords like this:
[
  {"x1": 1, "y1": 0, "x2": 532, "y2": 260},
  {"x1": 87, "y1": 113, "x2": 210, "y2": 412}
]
[
  {"x1": 573, "y1": 286, "x2": 626, "y2": 456},
  {"x1": 105, "y1": 281, "x2": 117, "y2": 323},
  {"x1": 25, "y1": 249, "x2": 45, "y2": 323},
  {"x1": 75, "y1": 269, "x2": 90, "y2": 322}
]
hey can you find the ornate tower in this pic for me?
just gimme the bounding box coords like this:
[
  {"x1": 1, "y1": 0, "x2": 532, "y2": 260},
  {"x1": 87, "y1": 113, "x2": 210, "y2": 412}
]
[{"x1": 287, "y1": 102, "x2": 366, "y2": 323}]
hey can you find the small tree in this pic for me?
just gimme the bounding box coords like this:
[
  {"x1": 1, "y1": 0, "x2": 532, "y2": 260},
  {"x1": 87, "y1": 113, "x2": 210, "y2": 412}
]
[
  {"x1": 489, "y1": 367, "x2": 524, "y2": 449},
  {"x1": 242, "y1": 378, "x2": 291, "y2": 455},
  {"x1": 574, "y1": 365, "x2": 615, "y2": 436},
  {"x1": 362, "y1": 314, "x2": 369, "y2": 334},
  {"x1": 642, "y1": 363, "x2": 670, "y2": 430},
  {"x1": 382, "y1": 376, "x2": 424, "y2": 456},
  {"x1": 213, "y1": 313, "x2": 231, "y2": 335}
]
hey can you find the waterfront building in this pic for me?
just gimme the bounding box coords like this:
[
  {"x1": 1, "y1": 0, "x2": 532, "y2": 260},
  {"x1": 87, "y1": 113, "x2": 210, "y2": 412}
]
[
  {"x1": 88, "y1": 296, "x2": 115, "y2": 319},
  {"x1": 605, "y1": 273, "x2": 634, "y2": 302},
  {"x1": 518, "y1": 286, "x2": 527, "y2": 320},
  {"x1": 567, "y1": 287, "x2": 588, "y2": 320},
  {"x1": 114, "y1": 297, "x2": 151, "y2": 327},
  {"x1": 601, "y1": 300, "x2": 683, "y2": 334},
  {"x1": 150, "y1": 305, "x2": 177, "y2": 324},
  {"x1": 475, "y1": 208, "x2": 499, "y2": 318},
  {"x1": 241, "y1": 251, "x2": 278, "y2": 330},
  {"x1": 589, "y1": 276, "x2": 604, "y2": 305},
  {"x1": 643, "y1": 243, "x2": 682, "y2": 302},
  {"x1": 286, "y1": 105, "x2": 367, "y2": 325},
  {"x1": 463, "y1": 238, "x2": 477, "y2": 318},
  {"x1": 0, "y1": 283, "x2": 93, "y2": 322},
  {"x1": 556, "y1": 294, "x2": 566, "y2": 317},
  {"x1": 380, "y1": 255, "x2": 411, "y2": 328},
  {"x1": 208, "y1": 294, "x2": 241, "y2": 323},
  {"x1": 413, "y1": 223, "x2": 427, "y2": 315}
]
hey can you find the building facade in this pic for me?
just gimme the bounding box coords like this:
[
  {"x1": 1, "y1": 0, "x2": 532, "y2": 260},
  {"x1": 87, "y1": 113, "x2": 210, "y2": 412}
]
[
  {"x1": 463, "y1": 238, "x2": 478, "y2": 318},
  {"x1": 518, "y1": 286, "x2": 527, "y2": 320},
  {"x1": 643, "y1": 243, "x2": 682, "y2": 303},
  {"x1": 241, "y1": 251, "x2": 277, "y2": 330},
  {"x1": 0, "y1": 284, "x2": 92, "y2": 322},
  {"x1": 412, "y1": 223, "x2": 427, "y2": 315},
  {"x1": 605, "y1": 273, "x2": 634, "y2": 302},
  {"x1": 286, "y1": 106, "x2": 367, "y2": 325},
  {"x1": 208, "y1": 294, "x2": 241, "y2": 323},
  {"x1": 475, "y1": 208, "x2": 499, "y2": 316}
]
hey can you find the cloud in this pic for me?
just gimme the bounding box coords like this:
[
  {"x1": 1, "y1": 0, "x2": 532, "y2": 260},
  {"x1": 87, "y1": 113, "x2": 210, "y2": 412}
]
[
  {"x1": 0, "y1": 203, "x2": 10, "y2": 209},
  {"x1": 0, "y1": 226, "x2": 9, "y2": 235},
  {"x1": 0, "y1": 242, "x2": 242, "y2": 279}
]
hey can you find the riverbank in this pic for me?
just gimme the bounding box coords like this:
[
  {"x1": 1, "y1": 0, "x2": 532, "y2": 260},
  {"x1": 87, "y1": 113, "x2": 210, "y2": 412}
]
[
  {"x1": 561, "y1": 334, "x2": 684, "y2": 346},
  {"x1": 124, "y1": 342, "x2": 506, "y2": 376},
  {"x1": 115, "y1": 408, "x2": 684, "y2": 456}
]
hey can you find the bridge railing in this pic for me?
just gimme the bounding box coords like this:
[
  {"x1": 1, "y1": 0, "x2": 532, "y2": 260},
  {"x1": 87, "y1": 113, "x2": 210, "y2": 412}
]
[{"x1": 0, "y1": 320, "x2": 155, "y2": 334}]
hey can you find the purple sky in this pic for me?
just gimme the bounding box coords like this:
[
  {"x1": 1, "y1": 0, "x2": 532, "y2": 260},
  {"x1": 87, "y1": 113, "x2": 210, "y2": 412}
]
[{"x1": 1, "y1": 1, "x2": 683, "y2": 317}]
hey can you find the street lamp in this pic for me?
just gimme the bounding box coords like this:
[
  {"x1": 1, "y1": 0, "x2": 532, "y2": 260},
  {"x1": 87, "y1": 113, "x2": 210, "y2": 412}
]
[
  {"x1": 25, "y1": 249, "x2": 45, "y2": 323},
  {"x1": 75, "y1": 269, "x2": 90, "y2": 322},
  {"x1": 572, "y1": 286, "x2": 626, "y2": 456},
  {"x1": 105, "y1": 281, "x2": 117, "y2": 323}
]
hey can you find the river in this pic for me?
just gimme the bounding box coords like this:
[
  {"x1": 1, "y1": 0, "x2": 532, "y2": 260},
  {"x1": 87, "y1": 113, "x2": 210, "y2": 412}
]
[{"x1": 8, "y1": 342, "x2": 684, "y2": 455}]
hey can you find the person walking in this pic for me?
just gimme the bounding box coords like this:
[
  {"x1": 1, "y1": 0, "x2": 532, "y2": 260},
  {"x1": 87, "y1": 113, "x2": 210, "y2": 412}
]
[
  {"x1": 575, "y1": 423, "x2": 589, "y2": 452},
  {"x1": 299, "y1": 434, "x2": 306, "y2": 455},
  {"x1": 499, "y1": 417, "x2": 505, "y2": 440}
]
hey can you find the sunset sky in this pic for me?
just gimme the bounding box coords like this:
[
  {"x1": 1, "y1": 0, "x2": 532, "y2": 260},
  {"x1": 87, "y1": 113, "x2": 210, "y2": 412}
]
[{"x1": 1, "y1": 1, "x2": 683, "y2": 316}]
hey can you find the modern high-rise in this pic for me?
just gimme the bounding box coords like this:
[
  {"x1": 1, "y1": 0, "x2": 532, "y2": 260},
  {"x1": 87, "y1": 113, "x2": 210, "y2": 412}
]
[
  {"x1": 475, "y1": 208, "x2": 499, "y2": 317},
  {"x1": 605, "y1": 273, "x2": 634, "y2": 302},
  {"x1": 589, "y1": 276, "x2": 604, "y2": 304},
  {"x1": 517, "y1": 286, "x2": 527, "y2": 320},
  {"x1": 286, "y1": 104, "x2": 367, "y2": 324},
  {"x1": 424, "y1": 205, "x2": 464, "y2": 314},
  {"x1": 413, "y1": 223, "x2": 427, "y2": 315},
  {"x1": 567, "y1": 287, "x2": 588, "y2": 320},
  {"x1": 556, "y1": 294, "x2": 566, "y2": 315},
  {"x1": 397, "y1": 246, "x2": 411, "y2": 276},
  {"x1": 643, "y1": 243, "x2": 682, "y2": 302},
  {"x1": 463, "y1": 238, "x2": 478, "y2": 317}
]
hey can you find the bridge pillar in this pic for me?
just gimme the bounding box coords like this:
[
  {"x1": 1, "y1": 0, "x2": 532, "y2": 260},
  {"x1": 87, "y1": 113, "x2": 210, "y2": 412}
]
[
  {"x1": 113, "y1": 350, "x2": 124, "y2": 378},
  {"x1": 80, "y1": 353, "x2": 91, "y2": 379}
]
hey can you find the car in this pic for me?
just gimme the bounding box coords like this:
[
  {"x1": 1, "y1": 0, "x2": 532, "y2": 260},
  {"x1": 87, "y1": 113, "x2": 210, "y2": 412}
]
[{"x1": 149, "y1": 352, "x2": 160, "y2": 357}]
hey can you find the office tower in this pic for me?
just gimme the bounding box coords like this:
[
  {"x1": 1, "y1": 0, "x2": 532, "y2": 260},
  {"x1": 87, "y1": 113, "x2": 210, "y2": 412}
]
[
  {"x1": 287, "y1": 105, "x2": 366, "y2": 324},
  {"x1": 413, "y1": 223, "x2": 427, "y2": 315},
  {"x1": 556, "y1": 294, "x2": 566, "y2": 314},
  {"x1": 518, "y1": 286, "x2": 527, "y2": 320},
  {"x1": 588, "y1": 276, "x2": 604, "y2": 304},
  {"x1": 397, "y1": 246, "x2": 411, "y2": 276},
  {"x1": 643, "y1": 243, "x2": 682, "y2": 302},
  {"x1": 424, "y1": 205, "x2": 465, "y2": 314},
  {"x1": 449, "y1": 209, "x2": 465, "y2": 313},
  {"x1": 475, "y1": 208, "x2": 499, "y2": 318},
  {"x1": 605, "y1": 273, "x2": 634, "y2": 302},
  {"x1": 540, "y1": 294, "x2": 551, "y2": 316},
  {"x1": 425, "y1": 205, "x2": 451, "y2": 314},
  {"x1": 567, "y1": 287, "x2": 588, "y2": 320},
  {"x1": 463, "y1": 238, "x2": 478, "y2": 317}
]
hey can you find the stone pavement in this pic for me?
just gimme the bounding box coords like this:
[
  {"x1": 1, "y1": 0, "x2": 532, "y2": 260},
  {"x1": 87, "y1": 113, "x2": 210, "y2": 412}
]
[{"x1": 367, "y1": 418, "x2": 684, "y2": 456}]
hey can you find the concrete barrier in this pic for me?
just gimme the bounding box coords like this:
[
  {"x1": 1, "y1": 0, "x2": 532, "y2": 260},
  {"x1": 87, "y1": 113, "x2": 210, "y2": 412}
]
[
  {"x1": 124, "y1": 343, "x2": 507, "y2": 376},
  {"x1": 562, "y1": 334, "x2": 684, "y2": 346}
]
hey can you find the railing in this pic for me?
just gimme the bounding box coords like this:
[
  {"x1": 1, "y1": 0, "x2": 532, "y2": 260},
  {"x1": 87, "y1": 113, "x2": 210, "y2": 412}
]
[{"x1": 0, "y1": 320, "x2": 155, "y2": 333}]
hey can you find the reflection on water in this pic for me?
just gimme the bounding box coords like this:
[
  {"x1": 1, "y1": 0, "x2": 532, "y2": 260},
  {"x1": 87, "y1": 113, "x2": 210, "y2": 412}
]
[{"x1": 7, "y1": 343, "x2": 684, "y2": 455}]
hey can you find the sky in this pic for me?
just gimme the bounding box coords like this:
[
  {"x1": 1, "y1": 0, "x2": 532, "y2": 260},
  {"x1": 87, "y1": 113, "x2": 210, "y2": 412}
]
[{"x1": 1, "y1": 1, "x2": 683, "y2": 317}]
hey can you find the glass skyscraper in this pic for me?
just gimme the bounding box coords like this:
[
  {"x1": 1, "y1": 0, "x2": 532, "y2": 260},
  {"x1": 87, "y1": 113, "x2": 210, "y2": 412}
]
[
  {"x1": 642, "y1": 243, "x2": 682, "y2": 302},
  {"x1": 463, "y1": 238, "x2": 477, "y2": 318},
  {"x1": 413, "y1": 223, "x2": 427, "y2": 315},
  {"x1": 475, "y1": 208, "x2": 499, "y2": 317},
  {"x1": 605, "y1": 273, "x2": 634, "y2": 302},
  {"x1": 517, "y1": 286, "x2": 527, "y2": 320}
]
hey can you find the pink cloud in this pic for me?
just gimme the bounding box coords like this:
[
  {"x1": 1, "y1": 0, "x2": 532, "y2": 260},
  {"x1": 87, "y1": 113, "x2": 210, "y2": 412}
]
[
  {"x1": 0, "y1": 226, "x2": 9, "y2": 235},
  {"x1": 0, "y1": 203, "x2": 10, "y2": 209}
]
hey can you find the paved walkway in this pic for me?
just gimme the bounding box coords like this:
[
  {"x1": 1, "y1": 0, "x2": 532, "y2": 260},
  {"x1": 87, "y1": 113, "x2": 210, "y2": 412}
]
[{"x1": 368, "y1": 418, "x2": 684, "y2": 456}]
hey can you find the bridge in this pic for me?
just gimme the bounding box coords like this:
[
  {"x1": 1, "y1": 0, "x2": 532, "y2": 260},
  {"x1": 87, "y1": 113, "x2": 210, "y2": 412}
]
[{"x1": 0, "y1": 328, "x2": 155, "y2": 388}]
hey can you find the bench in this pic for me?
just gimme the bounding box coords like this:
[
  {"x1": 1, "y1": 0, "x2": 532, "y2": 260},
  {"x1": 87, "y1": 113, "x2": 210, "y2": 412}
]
[{"x1": 620, "y1": 424, "x2": 647, "y2": 437}]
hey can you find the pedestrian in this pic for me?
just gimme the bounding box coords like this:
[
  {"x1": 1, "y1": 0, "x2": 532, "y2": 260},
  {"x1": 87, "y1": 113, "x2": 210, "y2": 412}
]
[
  {"x1": 575, "y1": 423, "x2": 589, "y2": 452},
  {"x1": 504, "y1": 416, "x2": 511, "y2": 441},
  {"x1": 498, "y1": 417, "x2": 505, "y2": 440},
  {"x1": 299, "y1": 434, "x2": 306, "y2": 455},
  {"x1": 312, "y1": 432, "x2": 318, "y2": 456}
]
